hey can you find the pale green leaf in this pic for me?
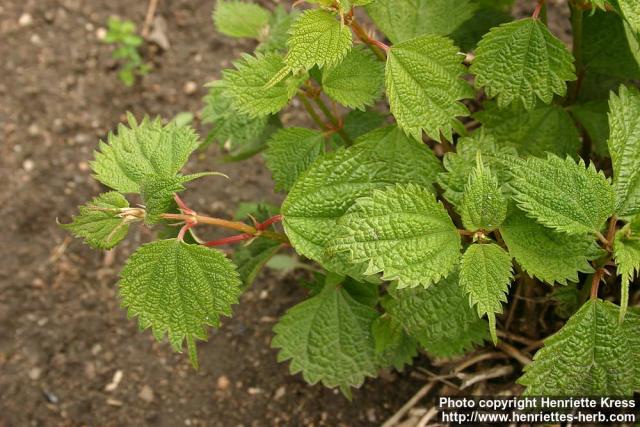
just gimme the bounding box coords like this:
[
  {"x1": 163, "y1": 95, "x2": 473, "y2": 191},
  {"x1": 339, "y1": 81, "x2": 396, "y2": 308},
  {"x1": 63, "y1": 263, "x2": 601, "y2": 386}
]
[
  {"x1": 365, "y1": 0, "x2": 477, "y2": 44},
  {"x1": 264, "y1": 127, "x2": 325, "y2": 192},
  {"x1": 608, "y1": 85, "x2": 640, "y2": 217},
  {"x1": 321, "y1": 45, "x2": 384, "y2": 110},
  {"x1": 330, "y1": 184, "x2": 461, "y2": 289},
  {"x1": 119, "y1": 240, "x2": 242, "y2": 368},
  {"x1": 386, "y1": 35, "x2": 473, "y2": 141},
  {"x1": 471, "y1": 18, "x2": 576, "y2": 110},
  {"x1": 284, "y1": 9, "x2": 352, "y2": 71},
  {"x1": 282, "y1": 126, "x2": 442, "y2": 273},
  {"x1": 614, "y1": 224, "x2": 640, "y2": 322},
  {"x1": 386, "y1": 271, "x2": 488, "y2": 357},
  {"x1": 461, "y1": 156, "x2": 507, "y2": 232},
  {"x1": 620, "y1": 0, "x2": 640, "y2": 34},
  {"x1": 508, "y1": 155, "x2": 616, "y2": 235},
  {"x1": 460, "y1": 243, "x2": 513, "y2": 343},
  {"x1": 271, "y1": 280, "x2": 378, "y2": 391},
  {"x1": 518, "y1": 299, "x2": 640, "y2": 396},
  {"x1": 475, "y1": 102, "x2": 581, "y2": 157},
  {"x1": 213, "y1": 0, "x2": 271, "y2": 39},
  {"x1": 500, "y1": 207, "x2": 597, "y2": 285},
  {"x1": 91, "y1": 114, "x2": 200, "y2": 193},
  {"x1": 62, "y1": 192, "x2": 132, "y2": 249},
  {"x1": 223, "y1": 53, "x2": 307, "y2": 117}
]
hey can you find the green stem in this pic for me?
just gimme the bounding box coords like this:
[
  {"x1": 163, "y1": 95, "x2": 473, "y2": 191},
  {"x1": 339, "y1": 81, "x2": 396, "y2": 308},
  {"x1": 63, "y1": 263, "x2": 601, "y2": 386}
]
[
  {"x1": 311, "y1": 96, "x2": 354, "y2": 146},
  {"x1": 298, "y1": 94, "x2": 329, "y2": 131}
]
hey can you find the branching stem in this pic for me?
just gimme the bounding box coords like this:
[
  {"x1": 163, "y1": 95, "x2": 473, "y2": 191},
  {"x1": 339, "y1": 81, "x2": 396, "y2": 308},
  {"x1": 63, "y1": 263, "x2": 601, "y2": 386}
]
[
  {"x1": 347, "y1": 14, "x2": 388, "y2": 61},
  {"x1": 532, "y1": 0, "x2": 546, "y2": 19}
]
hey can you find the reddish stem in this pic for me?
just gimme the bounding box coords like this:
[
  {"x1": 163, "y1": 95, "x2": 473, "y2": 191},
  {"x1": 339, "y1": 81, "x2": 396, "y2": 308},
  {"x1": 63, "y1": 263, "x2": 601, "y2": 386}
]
[
  {"x1": 257, "y1": 214, "x2": 283, "y2": 231},
  {"x1": 532, "y1": 0, "x2": 545, "y2": 19},
  {"x1": 205, "y1": 233, "x2": 254, "y2": 247}
]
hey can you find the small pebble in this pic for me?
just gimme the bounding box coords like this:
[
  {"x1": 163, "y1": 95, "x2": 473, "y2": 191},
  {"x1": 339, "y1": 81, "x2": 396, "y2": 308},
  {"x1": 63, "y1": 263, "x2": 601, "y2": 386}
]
[
  {"x1": 273, "y1": 386, "x2": 286, "y2": 400},
  {"x1": 247, "y1": 387, "x2": 263, "y2": 395},
  {"x1": 217, "y1": 375, "x2": 230, "y2": 391},
  {"x1": 139, "y1": 385, "x2": 154, "y2": 402},
  {"x1": 96, "y1": 27, "x2": 106, "y2": 40},
  {"x1": 22, "y1": 159, "x2": 35, "y2": 172},
  {"x1": 28, "y1": 367, "x2": 42, "y2": 380},
  {"x1": 18, "y1": 13, "x2": 33, "y2": 26},
  {"x1": 183, "y1": 81, "x2": 198, "y2": 95}
]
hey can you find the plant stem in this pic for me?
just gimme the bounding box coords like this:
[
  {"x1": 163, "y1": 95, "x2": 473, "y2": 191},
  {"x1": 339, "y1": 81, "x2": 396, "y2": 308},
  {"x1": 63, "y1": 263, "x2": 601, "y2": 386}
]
[
  {"x1": 298, "y1": 94, "x2": 329, "y2": 131},
  {"x1": 532, "y1": 0, "x2": 546, "y2": 20},
  {"x1": 311, "y1": 95, "x2": 354, "y2": 145},
  {"x1": 349, "y1": 18, "x2": 388, "y2": 61}
]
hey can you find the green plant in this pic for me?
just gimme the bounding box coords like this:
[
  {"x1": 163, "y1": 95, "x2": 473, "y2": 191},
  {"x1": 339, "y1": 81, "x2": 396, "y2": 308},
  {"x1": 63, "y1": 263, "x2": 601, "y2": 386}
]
[
  {"x1": 64, "y1": 0, "x2": 640, "y2": 398},
  {"x1": 103, "y1": 17, "x2": 151, "y2": 86}
]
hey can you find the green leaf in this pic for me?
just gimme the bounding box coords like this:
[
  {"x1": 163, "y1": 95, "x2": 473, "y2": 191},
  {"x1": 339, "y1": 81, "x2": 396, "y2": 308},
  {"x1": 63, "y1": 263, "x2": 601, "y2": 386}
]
[
  {"x1": 461, "y1": 156, "x2": 507, "y2": 232},
  {"x1": 212, "y1": 0, "x2": 271, "y2": 39},
  {"x1": 438, "y1": 133, "x2": 516, "y2": 209},
  {"x1": 256, "y1": 6, "x2": 297, "y2": 53},
  {"x1": 342, "y1": 110, "x2": 386, "y2": 140},
  {"x1": 61, "y1": 192, "x2": 132, "y2": 249},
  {"x1": 471, "y1": 18, "x2": 576, "y2": 110},
  {"x1": 518, "y1": 299, "x2": 640, "y2": 396},
  {"x1": 271, "y1": 280, "x2": 378, "y2": 391},
  {"x1": 119, "y1": 240, "x2": 242, "y2": 368},
  {"x1": 608, "y1": 85, "x2": 640, "y2": 217},
  {"x1": 282, "y1": 126, "x2": 442, "y2": 273},
  {"x1": 475, "y1": 102, "x2": 581, "y2": 157},
  {"x1": 233, "y1": 238, "x2": 282, "y2": 289},
  {"x1": 264, "y1": 127, "x2": 325, "y2": 192},
  {"x1": 371, "y1": 315, "x2": 418, "y2": 371},
  {"x1": 330, "y1": 184, "x2": 460, "y2": 289},
  {"x1": 551, "y1": 283, "x2": 581, "y2": 319},
  {"x1": 365, "y1": 0, "x2": 477, "y2": 44},
  {"x1": 321, "y1": 46, "x2": 384, "y2": 110},
  {"x1": 284, "y1": 9, "x2": 352, "y2": 71},
  {"x1": 91, "y1": 114, "x2": 200, "y2": 193},
  {"x1": 451, "y1": 7, "x2": 512, "y2": 52},
  {"x1": 613, "y1": 224, "x2": 640, "y2": 322},
  {"x1": 508, "y1": 155, "x2": 616, "y2": 235},
  {"x1": 620, "y1": 0, "x2": 640, "y2": 34},
  {"x1": 499, "y1": 207, "x2": 597, "y2": 285},
  {"x1": 386, "y1": 271, "x2": 488, "y2": 357},
  {"x1": 569, "y1": 101, "x2": 610, "y2": 157},
  {"x1": 460, "y1": 243, "x2": 513, "y2": 344},
  {"x1": 385, "y1": 35, "x2": 473, "y2": 141},
  {"x1": 223, "y1": 53, "x2": 307, "y2": 117},
  {"x1": 201, "y1": 83, "x2": 269, "y2": 149}
]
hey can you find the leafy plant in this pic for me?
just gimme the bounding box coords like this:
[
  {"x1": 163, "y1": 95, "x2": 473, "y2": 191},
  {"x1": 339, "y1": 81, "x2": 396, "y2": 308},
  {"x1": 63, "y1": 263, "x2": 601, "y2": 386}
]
[
  {"x1": 103, "y1": 17, "x2": 151, "y2": 86},
  {"x1": 64, "y1": 0, "x2": 640, "y2": 399}
]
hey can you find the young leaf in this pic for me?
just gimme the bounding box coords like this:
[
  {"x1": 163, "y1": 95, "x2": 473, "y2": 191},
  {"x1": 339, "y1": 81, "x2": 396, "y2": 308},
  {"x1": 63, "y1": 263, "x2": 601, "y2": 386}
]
[
  {"x1": 223, "y1": 53, "x2": 307, "y2": 117},
  {"x1": 212, "y1": 0, "x2": 271, "y2": 39},
  {"x1": 471, "y1": 18, "x2": 576, "y2": 110},
  {"x1": 284, "y1": 9, "x2": 352, "y2": 71},
  {"x1": 271, "y1": 279, "x2": 378, "y2": 392},
  {"x1": 321, "y1": 46, "x2": 385, "y2": 110},
  {"x1": 91, "y1": 114, "x2": 200, "y2": 193},
  {"x1": 459, "y1": 243, "x2": 513, "y2": 344},
  {"x1": 508, "y1": 155, "x2": 615, "y2": 235},
  {"x1": 620, "y1": 0, "x2": 640, "y2": 34},
  {"x1": 386, "y1": 271, "x2": 488, "y2": 357},
  {"x1": 518, "y1": 300, "x2": 640, "y2": 396},
  {"x1": 282, "y1": 126, "x2": 442, "y2": 272},
  {"x1": 385, "y1": 35, "x2": 473, "y2": 141},
  {"x1": 461, "y1": 156, "x2": 507, "y2": 232},
  {"x1": 371, "y1": 315, "x2": 418, "y2": 371},
  {"x1": 608, "y1": 85, "x2": 640, "y2": 217},
  {"x1": 475, "y1": 102, "x2": 581, "y2": 157},
  {"x1": 119, "y1": 240, "x2": 242, "y2": 368},
  {"x1": 256, "y1": 6, "x2": 297, "y2": 53},
  {"x1": 264, "y1": 127, "x2": 325, "y2": 192},
  {"x1": 330, "y1": 184, "x2": 460, "y2": 289},
  {"x1": 365, "y1": 0, "x2": 477, "y2": 44},
  {"x1": 613, "y1": 225, "x2": 640, "y2": 322},
  {"x1": 61, "y1": 192, "x2": 132, "y2": 249},
  {"x1": 500, "y1": 207, "x2": 597, "y2": 285}
]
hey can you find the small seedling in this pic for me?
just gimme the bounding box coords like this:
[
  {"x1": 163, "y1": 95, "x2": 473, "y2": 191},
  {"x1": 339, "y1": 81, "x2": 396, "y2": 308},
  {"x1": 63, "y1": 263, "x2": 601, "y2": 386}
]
[{"x1": 103, "y1": 16, "x2": 151, "y2": 86}]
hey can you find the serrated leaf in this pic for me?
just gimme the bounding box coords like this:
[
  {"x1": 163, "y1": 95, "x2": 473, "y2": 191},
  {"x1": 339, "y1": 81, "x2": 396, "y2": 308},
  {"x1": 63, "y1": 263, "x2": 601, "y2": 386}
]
[
  {"x1": 91, "y1": 114, "x2": 200, "y2": 193},
  {"x1": 570, "y1": 100, "x2": 610, "y2": 157},
  {"x1": 282, "y1": 126, "x2": 442, "y2": 273},
  {"x1": 460, "y1": 243, "x2": 513, "y2": 343},
  {"x1": 365, "y1": 0, "x2": 477, "y2": 44},
  {"x1": 385, "y1": 35, "x2": 473, "y2": 141},
  {"x1": 62, "y1": 192, "x2": 131, "y2": 249},
  {"x1": 475, "y1": 102, "x2": 581, "y2": 157},
  {"x1": 614, "y1": 225, "x2": 640, "y2": 321},
  {"x1": 119, "y1": 239, "x2": 242, "y2": 368},
  {"x1": 257, "y1": 6, "x2": 297, "y2": 53},
  {"x1": 372, "y1": 315, "x2": 418, "y2": 371},
  {"x1": 271, "y1": 280, "x2": 378, "y2": 391},
  {"x1": 451, "y1": 7, "x2": 512, "y2": 52},
  {"x1": 608, "y1": 85, "x2": 640, "y2": 217},
  {"x1": 508, "y1": 155, "x2": 615, "y2": 235},
  {"x1": 386, "y1": 271, "x2": 488, "y2": 358},
  {"x1": 461, "y1": 157, "x2": 507, "y2": 232},
  {"x1": 438, "y1": 133, "x2": 516, "y2": 209},
  {"x1": 264, "y1": 127, "x2": 325, "y2": 192},
  {"x1": 284, "y1": 9, "x2": 352, "y2": 71},
  {"x1": 499, "y1": 207, "x2": 597, "y2": 285},
  {"x1": 471, "y1": 18, "x2": 576, "y2": 110},
  {"x1": 342, "y1": 110, "x2": 386, "y2": 140},
  {"x1": 518, "y1": 299, "x2": 640, "y2": 396},
  {"x1": 212, "y1": 0, "x2": 271, "y2": 39},
  {"x1": 321, "y1": 46, "x2": 384, "y2": 110},
  {"x1": 223, "y1": 53, "x2": 306, "y2": 117},
  {"x1": 620, "y1": 0, "x2": 640, "y2": 34},
  {"x1": 330, "y1": 184, "x2": 460, "y2": 289}
]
